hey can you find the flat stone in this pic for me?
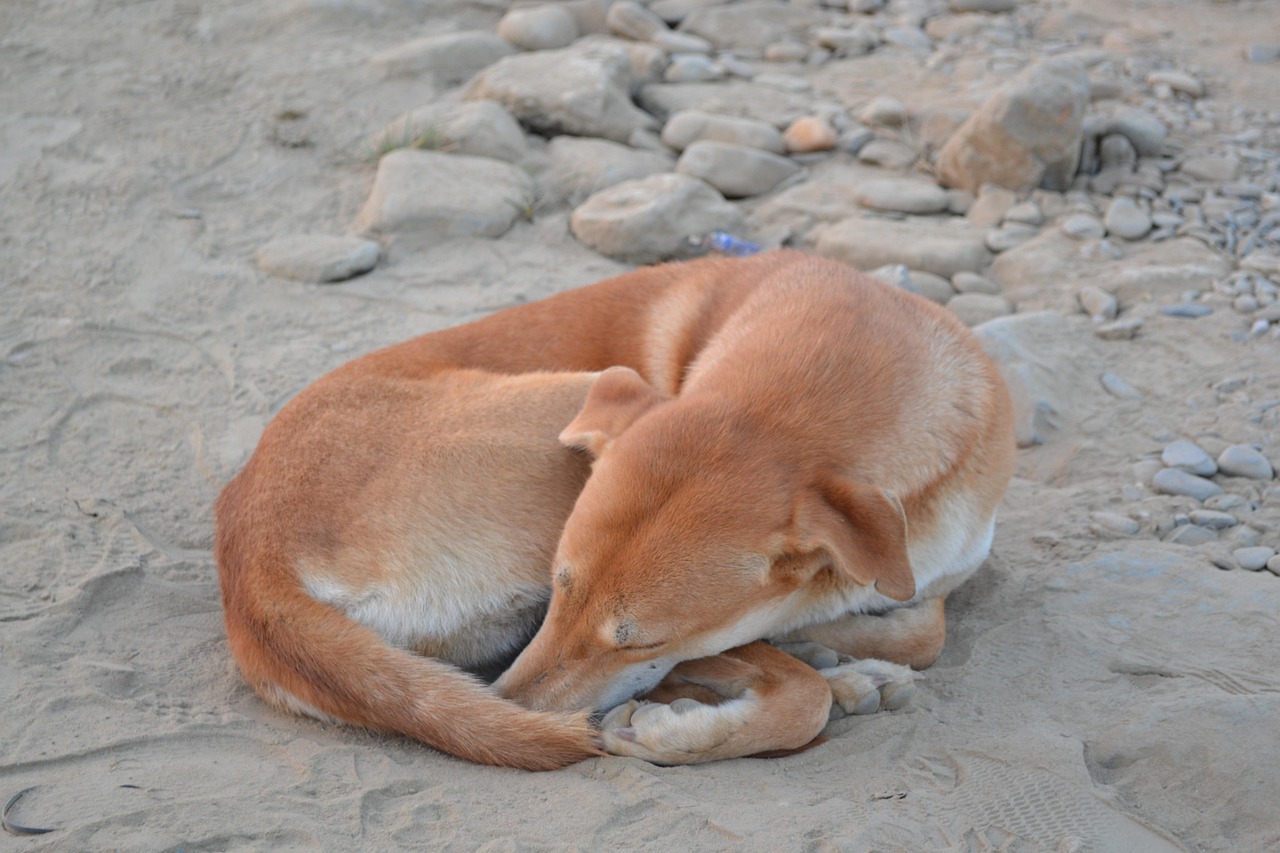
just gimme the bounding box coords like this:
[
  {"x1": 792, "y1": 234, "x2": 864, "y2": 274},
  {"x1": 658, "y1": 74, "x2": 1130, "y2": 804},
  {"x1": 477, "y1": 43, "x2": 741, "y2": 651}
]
[
  {"x1": 812, "y1": 26, "x2": 879, "y2": 57},
  {"x1": 966, "y1": 184, "x2": 1017, "y2": 227},
  {"x1": 1095, "y1": 317, "x2": 1142, "y2": 340},
  {"x1": 952, "y1": 271, "x2": 1003, "y2": 295},
  {"x1": 1180, "y1": 155, "x2": 1240, "y2": 183},
  {"x1": 1104, "y1": 197, "x2": 1152, "y2": 240},
  {"x1": 675, "y1": 141, "x2": 801, "y2": 198},
  {"x1": 853, "y1": 178, "x2": 950, "y2": 214},
  {"x1": 1078, "y1": 284, "x2": 1118, "y2": 320},
  {"x1": 904, "y1": 270, "x2": 956, "y2": 305},
  {"x1": 638, "y1": 81, "x2": 812, "y2": 128},
  {"x1": 856, "y1": 138, "x2": 917, "y2": 169},
  {"x1": 1147, "y1": 69, "x2": 1203, "y2": 98},
  {"x1": 949, "y1": 293, "x2": 1014, "y2": 326},
  {"x1": 1164, "y1": 524, "x2": 1218, "y2": 546},
  {"x1": 813, "y1": 217, "x2": 992, "y2": 277},
  {"x1": 497, "y1": 4, "x2": 579, "y2": 50},
  {"x1": 370, "y1": 101, "x2": 526, "y2": 163},
  {"x1": 664, "y1": 54, "x2": 725, "y2": 83},
  {"x1": 464, "y1": 43, "x2": 656, "y2": 143},
  {"x1": 949, "y1": 0, "x2": 1016, "y2": 10},
  {"x1": 937, "y1": 58, "x2": 1090, "y2": 193},
  {"x1": 859, "y1": 95, "x2": 907, "y2": 128},
  {"x1": 606, "y1": 1, "x2": 667, "y2": 41},
  {"x1": 255, "y1": 234, "x2": 380, "y2": 283},
  {"x1": 1004, "y1": 200, "x2": 1044, "y2": 227},
  {"x1": 370, "y1": 32, "x2": 515, "y2": 82},
  {"x1": 1161, "y1": 303, "x2": 1213, "y2": 318},
  {"x1": 1217, "y1": 445, "x2": 1274, "y2": 480},
  {"x1": 1089, "y1": 511, "x2": 1141, "y2": 537},
  {"x1": 1234, "y1": 546, "x2": 1276, "y2": 571},
  {"x1": 660, "y1": 109, "x2": 784, "y2": 153},
  {"x1": 1152, "y1": 468, "x2": 1223, "y2": 502},
  {"x1": 354, "y1": 150, "x2": 534, "y2": 240},
  {"x1": 1163, "y1": 439, "x2": 1217, "y2": 476},
  {"x1": 570, "y1": 172, "x2": 745, "y2": 263},
  {"x1": 1061, "y1": 213, "x2": 1105, "y2": 240},
  {"x1": 1100, "y1": 372, "x2": 1142, "y2": 400},
  {"x1": 1188, "y1": 510, "x2": 1239, "y2": 530},
  {"x1": 541, "y1": 136, "x2": 675, "y2": 207},
  {"x1": 986, "y1": 224, "x2": 1040, "y2": 253},
  {"x1": 1084, "y1": 105, "x2": 1168, "y2": 157}
]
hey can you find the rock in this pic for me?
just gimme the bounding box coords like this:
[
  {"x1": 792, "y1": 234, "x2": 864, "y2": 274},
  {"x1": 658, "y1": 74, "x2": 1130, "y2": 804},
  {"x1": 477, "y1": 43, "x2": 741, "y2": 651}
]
[
  {"x1": 370, "y1": 32, "x2": 515, "y2": 82},
  {"x1": 1246, "y1": 43, "x2": 1280, "y2": 63},
  {"x1": 541, "y1": 136, "x2": 675, "y2": 207},
  {"x1": 606, "y1": 1, "x2": 667, "y2": 41},
  {"x1": 1180, "y1": 155, "x2": 1240, "y2": 182},
  {"x1": 1189, "y1": 510, "x2": 1239, "y2": 530},
  {"x1": 570, "y1": 173, "x2": 744, "y2": 263},
  {"x1": 1152, "y1": 468, "x2": 1223, "y2": 502},
  {"x1": 1095, "y1": 317, "x2": 1142, "y2": 340},
  {"x1": 675, "y1": 141, "x2": 800, "y2": 198},
  {"x1": 1061, "y1": 213, "x2": 1105, "y2": 240},
  {"x1": 985, "y1": 224, "x2": 1039, "y2": 253},
  {"x1": 639, "y1": 81, "x2": 811, "y2": 127},
  {"x1": 782, "y1": 117, "x2": 837, "y2": 153},
  {"x1": 1084, "y1": 105, "x2": 1167, "y2": 157},
  {"x1": 1161, "y1": 303, "x2": 1213, "y2": 319},
  {"x1": 882, "y1": 27, "x2": 932, "y2": 51},
  {"x1": 370, "y1": 101, "x2": 526, "y2": 163},
  {"x1": 677, "y1": 2, "x2": 819, "y2": 51},
  {"x1": 856, "y1": 139, "x2": 917, "y2": 169},
  {"x1": 1164, "y1": 524, "x2": 1218, "y2": 546},
  {"x1": 850, "y1": 0, "x2": 885, "y2": 11},
  {"x1": 1089, "y1": 511, "x2": 1140, "y2": 537},
  {"x1": 812, "y1": 26, "x2": 879, "y2": 56},
  {"x1": 1100, "y1": 372, "x2": 1141, "y2": 400},
  {"x1": 1234, "y1": 546, "x2": 1276, "y2": 572},
  {"x1": 660, "y1": 109, "x2": 784, "y2": 153},
  {"x1": 967, "y1": 184, "x2": 1018, "y2": 228},
  {"x1": 904, "y1": 270, "x2": 956, "y2": 305},
  {"x1": 464, "y1": 43, "x2": 656, "y2": 144},
  {"x1": 664, "y1": 54, "x2": 724, "y2": 83},
  {"x1": 1217, "y1": 445, "x2": 1274, "y2": 480},
  {"x1": 1103, "y1": 197, "x2": 1152, "y2": 240},
  {"x1": 953, "y1": 271, "x2": 1003, "y2": 295},
  {"x1": 255, "y1": 234, "x2": 380, "y2": 283},
  {"x1": 1078, "y1": 284, "x2": 1118, "y2": 321},
  {"x1": 1146, "y1": 69, "x2": 1203, "y2": 98},
  {"x1": 813, "y1": 217, "x2": 992, "y2": 277},
  {"x1": 949, "y1": 0, "x2": 1016, "y2": 10},
  {"x1": 653, "y1": 30, "x2": 713, "y2": 54},
  {"x1": 937, "y1": 58, "x2": 1090, "y2": 194},
  {"x1": 497, "y1": 4, "x2": 579, "y2": 50},
  {"x1": 765, "y1": 41, "x2": 809, "y2": 62},
  {"x1": 859, "y1": 96, "x2": 907, "y2": 128},
  {"x1": 1004, "y1": 201, "x2": 1043, "y2": 227},
  {"x1": 1098, "y1": 133, "x2": 1138, "y2": 171},
  {"x1": 853, "y1": 178, "x2": 950, "y2": 214},
  {"x1": 948, "y1": 293, "x2": 1013, "y2": 326},
  {"x1": 1269, "y1": 554, "x2": 1280, "y2": 575},
  {"x1": 353, "y1": 150, "x2": 534, "y2": 240},
  {"x1": 1163, "y1": 439, "x2": 1217, "y2": 476}
]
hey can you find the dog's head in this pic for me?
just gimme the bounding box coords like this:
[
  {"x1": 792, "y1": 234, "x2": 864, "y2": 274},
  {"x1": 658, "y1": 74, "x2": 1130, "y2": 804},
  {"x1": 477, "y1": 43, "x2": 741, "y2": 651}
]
[{"x1": 494, "y1": 367, "x2": 915, "y2": 712}]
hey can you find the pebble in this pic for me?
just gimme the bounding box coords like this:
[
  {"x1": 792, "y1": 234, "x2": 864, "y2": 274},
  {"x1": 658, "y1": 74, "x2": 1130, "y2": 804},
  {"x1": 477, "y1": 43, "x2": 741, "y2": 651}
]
[
  {"x1": 949, "y1": 0, "x2": 1016, "y2": 10},
  {"x1": 675, "y1": 141, "x2": 800, "y2": 198},
  {"x1": 903, "y1": 270, "x2": 956, "y2": 305},
  {"x1": 1161, "y1": 303, "x2": 1213, "y2": 318},
  {"x1": 859, "y1": 95, "x2": 907, "y2": 128},
  {"x1": 856, "y1": 139, "x2": 917, "y2": 170},
  {"x1": 1078, "y1": 285, "x2": 1118, "y2": 321},
  {"x1": 814, "y1": 217, "x2": 991, "y2": 277},
  {"x1": 1246, "y1": 43, "x2": 1280, "y2": 63},
  {"x1": 1103, "y1": 197, "x2": 1152, "y2": 240},
  {"x1": 1180, "y1": 155, "x2": 1240, "y2": 183},
  {"x1": 664, "y1": 54, "x2": 724, "y2": 83},
  {"x1": 782, "y1": 117, "x2": 837, "y2": 153},
  {"x1": 1188, "y1": 510, "x2": 1239, "y2": 530},
  {"x1": 1152, "y1": 468, "x2": 1224, "y2": 502},
  {"x1": 952, "y1": 271, "x2": 1003, "y2": 295},
  {"x1": 854, "y1": 178, "x2": 951, "y2": 214},
  {"x1": 1165, "y1": 524, "x2": 1218, "y2": 546},
  {"x1": 255, "y1": 235, "x2": 381, "y2": 283},
  {"x1": 985, "y1": 224, "x2": 1039, "y2": 253},
  {"x1": 967, "y1": 184, "x2": 1017, "y2": 228},
  {"x1": 1089, "y1": 511, "x2": 1141, "y2": 537},
  {"x1": 542, "y1": 136, "x2": 675, "y2": 206},
  {"x1": 1234, "y1": 546, "x2": 1276, "y2": 571},
  {"x1": 946, "y1": 293, "x2": 1013, "y2": 326},
  {"x1": 660, "y1": 109, "x2": 784, "y2": 153},
  {"x1": 1087, "y1": 106, "x2": 1168, "y2": 157},
  {"x1": 1269, "y1": 554, "x2": 1280, "y2": 575},
  {"x1": 1095, "y1": 317, "x2": 1143, "y2": 340},
  {"x1": 882, "y1": 27, "x2": 932, "y2": 52},
  {"x1": 353, "y1": 150, "x2": 534, "y2": 240},
  {"x1": 765, "y1": 41, "x2": 809, "y2": 63},
  {"x1": 1100, "y1": 373, "x2": 1142, "y2": 400},
  {"x1": 569, "y1": 173, "x2": 745, "y2": 264},
  {"x1": 652, "y1": 30, "x2": 714, "y2": 54},
  {"x1": 1217, "y1": 445, "x2": 1274, "y2": 480},
  {"x1": 1162, "y1": 439, "x2": 1218, "y2": 476},
  {"x1": 1098, "y1": 134, "x2": 1138, "y2": 171},
  {"x1": 1004, "y1": 201, "x2": 1044, "y2": 227},
  {"x1": 813, "y1": 26, "x2": 878, "y2": 57},
  {"x1": 605, "y1": 1, "x2": 667, "y2": 42},
  {"x1": 497, "y1": 4, "x2": 580, "y2": 51},
  {"x1": 1061, "y1": 213, "x2": 1106, "y2": 240},
  {"x1": 371, "y1": 101, "x2": 526, "y2": 163},
  {"x1": 1146, "y1": 69, "x2": 1203, "y2": 99}
]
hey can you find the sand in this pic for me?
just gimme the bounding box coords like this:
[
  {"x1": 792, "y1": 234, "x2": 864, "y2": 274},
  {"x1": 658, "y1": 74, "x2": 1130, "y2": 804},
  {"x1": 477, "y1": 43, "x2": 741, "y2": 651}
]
[{"x1": 2, "y1": 0, "x2": 1279, "y2": 850}]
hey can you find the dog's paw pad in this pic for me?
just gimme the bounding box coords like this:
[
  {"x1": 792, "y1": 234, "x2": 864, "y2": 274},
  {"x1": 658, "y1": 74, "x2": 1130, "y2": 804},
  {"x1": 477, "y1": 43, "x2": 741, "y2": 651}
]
[
  {"x1": 824, "y1": 658, "x2": 921, "y2": 718},
  {"x1": 772, "y1": 640, "x2": 850, "y2": 671},
  {"x1": 600, "y1": 698, "x2": 747, "y2": 765}
]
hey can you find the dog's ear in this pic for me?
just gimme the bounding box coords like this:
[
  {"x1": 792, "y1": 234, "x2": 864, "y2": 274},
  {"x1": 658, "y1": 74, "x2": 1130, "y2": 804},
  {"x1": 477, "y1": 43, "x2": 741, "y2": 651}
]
[
  {"x1": 560, "y1": 367, "x2": 668, "y2": 457},
  {"x1": 793, "y1": 473, "x2": 915, "y2": 601}
]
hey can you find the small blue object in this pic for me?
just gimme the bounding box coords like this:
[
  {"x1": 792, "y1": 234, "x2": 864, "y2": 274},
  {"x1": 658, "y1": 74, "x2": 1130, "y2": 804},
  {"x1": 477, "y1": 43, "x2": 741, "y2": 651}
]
[{"x1": 702, "y1": 231, "x2": 761, "y2": 257}]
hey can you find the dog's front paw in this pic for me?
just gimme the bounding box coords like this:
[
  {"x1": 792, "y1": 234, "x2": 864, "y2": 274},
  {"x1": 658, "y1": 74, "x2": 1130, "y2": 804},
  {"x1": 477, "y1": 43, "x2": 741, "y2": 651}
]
[
  {"x1": 599, "y1": 698, "x2": 751, "y2": 765},
  {"x1": 823, "y1": 658, "x2": 922, "y2": 719}
]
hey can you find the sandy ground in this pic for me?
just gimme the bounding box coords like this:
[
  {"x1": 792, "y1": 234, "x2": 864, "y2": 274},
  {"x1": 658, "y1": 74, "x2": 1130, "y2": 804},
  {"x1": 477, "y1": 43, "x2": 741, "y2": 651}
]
[{"x1": 3, "y1": 0, "x2": 1280, "y2": 850}]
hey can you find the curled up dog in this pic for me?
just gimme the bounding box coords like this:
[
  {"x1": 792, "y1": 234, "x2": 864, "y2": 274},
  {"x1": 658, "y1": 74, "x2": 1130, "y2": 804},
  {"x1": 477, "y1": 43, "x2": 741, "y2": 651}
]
[{"x1": 215, "y1": 250, "x2": 1015, "y2": 770}]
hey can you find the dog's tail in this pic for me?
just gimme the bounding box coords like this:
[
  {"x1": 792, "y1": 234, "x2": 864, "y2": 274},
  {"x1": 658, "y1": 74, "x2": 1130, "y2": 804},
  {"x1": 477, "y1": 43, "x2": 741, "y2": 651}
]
[{"x1": 217, "y1": 541, "x2": 602, "y2": 771}]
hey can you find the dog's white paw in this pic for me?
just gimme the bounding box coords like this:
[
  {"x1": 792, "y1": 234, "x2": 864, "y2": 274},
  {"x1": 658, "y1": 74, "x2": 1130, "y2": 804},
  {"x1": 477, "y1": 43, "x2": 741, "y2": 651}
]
[
  {"x1": 823, "y1": 658, "x2": 922, "y2": 719},
  {"x1": 599, "y1": 697, "x2": 752, "y2": 765}
]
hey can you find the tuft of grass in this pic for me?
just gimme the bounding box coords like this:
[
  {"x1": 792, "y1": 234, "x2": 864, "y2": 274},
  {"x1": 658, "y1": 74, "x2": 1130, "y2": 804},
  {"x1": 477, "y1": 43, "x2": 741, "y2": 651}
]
[{"x1": 364, "y1": 124, "x2": 456, "y2": 162}]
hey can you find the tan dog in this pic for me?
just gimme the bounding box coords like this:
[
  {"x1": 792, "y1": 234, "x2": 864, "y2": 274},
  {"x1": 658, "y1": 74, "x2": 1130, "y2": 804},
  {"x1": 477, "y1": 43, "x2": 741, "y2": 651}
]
[{"x1": 216, "y1": 250, "x2": 1014, "y2": 770}]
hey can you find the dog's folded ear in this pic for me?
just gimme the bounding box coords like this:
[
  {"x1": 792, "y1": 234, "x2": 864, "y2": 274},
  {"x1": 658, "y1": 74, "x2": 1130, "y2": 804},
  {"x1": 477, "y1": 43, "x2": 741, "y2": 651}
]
[
  {"x1": 559, "y1": 366, "x2": 669, "y2": 457},
  {"x1": 794, "y1": 473, "x2": 915, "y2": 602}
]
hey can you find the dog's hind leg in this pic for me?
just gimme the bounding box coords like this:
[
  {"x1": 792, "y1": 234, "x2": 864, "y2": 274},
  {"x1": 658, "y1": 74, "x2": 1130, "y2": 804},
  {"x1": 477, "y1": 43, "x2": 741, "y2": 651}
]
[{"x1": 597, "y1": 642, "x2": 832, "y2": 765}]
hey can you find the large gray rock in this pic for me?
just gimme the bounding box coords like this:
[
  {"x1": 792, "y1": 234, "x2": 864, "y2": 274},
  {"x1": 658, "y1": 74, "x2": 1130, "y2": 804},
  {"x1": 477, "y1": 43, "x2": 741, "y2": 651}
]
[
  {"x1": 661, "y1": 109, "x2": 785, "y2": 153},
  {"x1": 937, "y1": 58, "x2": 1091, "y2": 193},
  {"x1": 464, "y1": 43, "x2": 656, "y2": 143},
  {"x1": 677, "y1": 1, "x2": 820, "y2": 51},
  {"x1": 255, "y1": 235, "x2": 380, "y2": 283},
  {"x1": 370, "y1": 101, "x2": 526, "y2": 163},
  {"x1": 354, "y1": 150, "x2": 534, "y2": 240},
  {"x1": 541, "y1": 136, "x2": 675, "y2": 206},
  {"x1": 675, "y1": 141, "x2": 800, "y2": 198},
  {"x1": 813, "y1": 217, "x2": 992, "y2": 277},
  {"x1": 570, "y1": 173, "x2": 745, "y2": 263},
  {"x1": 370, "y1": 32, "x2": 514, "y2": 82}
]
